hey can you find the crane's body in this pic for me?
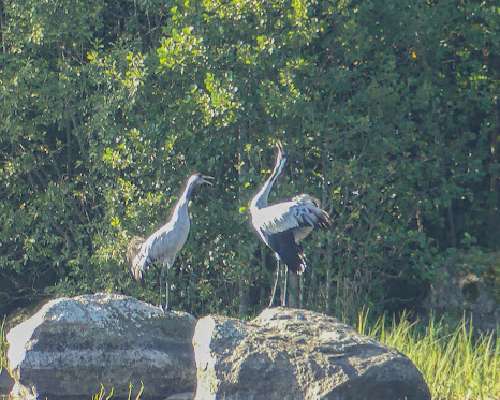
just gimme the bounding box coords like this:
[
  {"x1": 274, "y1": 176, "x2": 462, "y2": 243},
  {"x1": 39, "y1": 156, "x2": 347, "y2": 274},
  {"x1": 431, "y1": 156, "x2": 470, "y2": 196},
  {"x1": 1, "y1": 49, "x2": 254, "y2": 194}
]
[
  {"x1": 250, "y1": 142, "x2": 331, "y2": 307},
  {"x1": 131, "y1": 193, "x2": 191, "y2": 282},
  {"x1": 128, "y1": 173, "x2": 213, "y2": 311}
]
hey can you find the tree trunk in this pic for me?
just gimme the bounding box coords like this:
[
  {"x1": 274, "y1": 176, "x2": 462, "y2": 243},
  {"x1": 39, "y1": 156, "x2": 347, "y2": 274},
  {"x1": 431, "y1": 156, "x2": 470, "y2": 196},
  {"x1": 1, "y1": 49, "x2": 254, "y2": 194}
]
[
  {"x1": 322, "y1": 145, "x2": 334, "y2": 314},
  {"x1": 0, "y1": 0, "x2": 5, "y2": 53},
  {"x1": 325, "y1": 259, "x2": 332, "y2": 314},
  {"x1": 238, "y1": 278, "x2": 249, "y2": 316},
  {"x1": 237, "y1": 124, "x2": 250, "y2": 316},
  {"x1": 488, "y1": 97, "x2": 499, "y2": 248},
  {"x1": 447, "y1": 202, "x2": 457, "y2": 248}
]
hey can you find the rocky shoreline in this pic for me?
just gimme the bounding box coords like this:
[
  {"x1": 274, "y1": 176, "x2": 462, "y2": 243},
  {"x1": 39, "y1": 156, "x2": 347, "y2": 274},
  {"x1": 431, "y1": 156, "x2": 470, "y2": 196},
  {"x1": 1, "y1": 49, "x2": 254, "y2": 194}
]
[{"x1": 4, "y1": 293, "x2": 430, "y2": 400}]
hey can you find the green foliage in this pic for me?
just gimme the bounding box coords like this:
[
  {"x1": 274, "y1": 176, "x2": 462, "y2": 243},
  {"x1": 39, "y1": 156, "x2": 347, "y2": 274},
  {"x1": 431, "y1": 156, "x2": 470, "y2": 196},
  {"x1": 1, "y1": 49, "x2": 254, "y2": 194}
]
[
  {"x1": 0, "y1": 0, "x2": 499, "y2": 319},
  {"x1": 357, "y1": 310, "x2": 500, "y2": 400}
]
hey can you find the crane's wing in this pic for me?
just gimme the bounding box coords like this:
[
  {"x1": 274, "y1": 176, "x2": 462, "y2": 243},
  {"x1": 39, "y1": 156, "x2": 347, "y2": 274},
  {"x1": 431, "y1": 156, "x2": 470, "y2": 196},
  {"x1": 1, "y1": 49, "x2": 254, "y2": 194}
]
[
  {"x1": 265, "y1": 229, "x2": 308, "y2": 274},
  {"x1": 256, "y1": 199, "x2": 331, "y2": 274},
  {"x1": 129, "y1": 222, "x2": 187, "y2": 281},
  {"x1": 130, "y1": 233, "x2": 167, "y2": 281},
  {"x1": 259, "y1": 200, "x2": 331, "y2": 236}
]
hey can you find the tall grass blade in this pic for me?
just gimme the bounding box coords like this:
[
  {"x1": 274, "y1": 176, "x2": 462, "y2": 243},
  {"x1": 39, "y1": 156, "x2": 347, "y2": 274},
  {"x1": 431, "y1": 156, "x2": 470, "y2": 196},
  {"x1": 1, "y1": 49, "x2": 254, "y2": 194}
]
[{"x1": 357, "y1": 310, "x2": 499, "y2": 400}]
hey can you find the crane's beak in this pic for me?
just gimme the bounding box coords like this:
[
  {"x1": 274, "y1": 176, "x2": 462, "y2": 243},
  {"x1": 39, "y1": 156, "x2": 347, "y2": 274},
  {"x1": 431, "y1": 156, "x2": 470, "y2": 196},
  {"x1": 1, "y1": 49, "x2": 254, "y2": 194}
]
[{"x1": 201, "y1": 175, "x2": 215, "y2": 185}]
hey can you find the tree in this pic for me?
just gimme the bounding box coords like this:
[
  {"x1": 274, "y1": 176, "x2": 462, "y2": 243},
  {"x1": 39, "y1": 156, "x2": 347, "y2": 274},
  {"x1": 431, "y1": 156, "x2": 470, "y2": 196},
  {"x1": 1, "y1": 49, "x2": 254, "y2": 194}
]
[{"x1": 1, "y1": 0, "x2": 498, "y2": 319}]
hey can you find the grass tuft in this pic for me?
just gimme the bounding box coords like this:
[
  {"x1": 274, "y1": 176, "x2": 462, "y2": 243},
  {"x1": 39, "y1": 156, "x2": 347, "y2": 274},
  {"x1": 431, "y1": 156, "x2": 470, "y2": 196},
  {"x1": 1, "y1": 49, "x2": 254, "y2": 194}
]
[
  {"x1": 357, "y1": 309, "x2": 499, "y2": 400},
  {"x1": 0, "y1": 318, "x2": 7, "y2": 372},
  {"x1": 92, "y1": 382, "x2": 143, "y2": 400}
]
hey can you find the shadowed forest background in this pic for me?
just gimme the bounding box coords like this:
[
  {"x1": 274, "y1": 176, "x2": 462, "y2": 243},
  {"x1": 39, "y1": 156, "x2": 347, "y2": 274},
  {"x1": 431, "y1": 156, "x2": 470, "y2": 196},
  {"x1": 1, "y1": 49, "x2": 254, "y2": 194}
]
[{"x1": 0, "y1": 0, "x2": 498, "y2": 323}]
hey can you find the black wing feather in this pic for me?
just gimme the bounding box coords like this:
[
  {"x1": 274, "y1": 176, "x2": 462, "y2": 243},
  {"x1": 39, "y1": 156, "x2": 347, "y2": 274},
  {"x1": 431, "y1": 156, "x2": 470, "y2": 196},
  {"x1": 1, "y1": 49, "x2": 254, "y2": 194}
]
[{"x1": 265, "y1": 229, "x2": 307, "y2": 274}]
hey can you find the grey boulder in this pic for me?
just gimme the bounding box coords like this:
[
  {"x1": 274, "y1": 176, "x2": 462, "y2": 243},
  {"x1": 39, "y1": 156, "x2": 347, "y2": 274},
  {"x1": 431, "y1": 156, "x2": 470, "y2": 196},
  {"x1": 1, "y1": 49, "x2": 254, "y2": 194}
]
[
  {"x1": 7, "y1": 293, "x2": 196, "y2": 400},
  {"x1": 193, "y1": 307, "x2": 430, "y2": 400}
]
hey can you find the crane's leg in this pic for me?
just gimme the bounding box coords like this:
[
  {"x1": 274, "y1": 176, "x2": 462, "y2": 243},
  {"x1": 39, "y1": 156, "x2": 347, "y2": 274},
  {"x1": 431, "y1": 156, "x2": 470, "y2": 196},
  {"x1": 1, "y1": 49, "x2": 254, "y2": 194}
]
[
  {"x1": 165, "y1": 262, "x2": 175, "y2": 312},
  {"x1": 269, "y1": 259, "x2": 281, "y2": 308},
  {"x1": 160, "y1": 266, "x2": 166, "y2": 310},
  {"x1": 281, "y1": 265, "x2": 288, "y2": 307},
  {"x1": 299, "y1": 274, "x2": 304, "y2": 308},
  {"x1": 165, "y1": 269, "x2": 169, "y2": 312}
]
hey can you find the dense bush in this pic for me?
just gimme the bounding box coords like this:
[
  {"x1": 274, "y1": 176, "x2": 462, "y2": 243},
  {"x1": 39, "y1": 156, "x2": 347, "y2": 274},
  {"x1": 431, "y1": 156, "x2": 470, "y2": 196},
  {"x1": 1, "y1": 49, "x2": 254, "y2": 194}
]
[{"x1": 0, "y1": 0, "x2": 498, "y2": 318}]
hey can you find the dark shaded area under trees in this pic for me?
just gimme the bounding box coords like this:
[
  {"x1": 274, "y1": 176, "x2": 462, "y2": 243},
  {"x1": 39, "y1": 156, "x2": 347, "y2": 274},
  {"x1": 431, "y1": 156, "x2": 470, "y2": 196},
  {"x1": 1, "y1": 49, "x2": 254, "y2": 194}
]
[{"x1": 0, "y1": 0, "x2": 498, "y2": 321}]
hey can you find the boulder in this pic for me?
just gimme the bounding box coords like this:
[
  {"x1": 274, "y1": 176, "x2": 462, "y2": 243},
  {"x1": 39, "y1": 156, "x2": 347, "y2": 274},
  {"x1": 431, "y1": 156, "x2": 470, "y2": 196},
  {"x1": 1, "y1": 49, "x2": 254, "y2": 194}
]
[
  {"x1": 424, "y1": 266, "x2": 499, "y2": 334},
  {"x1": 7, "y1": 293, "x2": 196, "y2": 400},
  {"x1": 193, "y1": 307, "x2": 430, "y2": 400}
]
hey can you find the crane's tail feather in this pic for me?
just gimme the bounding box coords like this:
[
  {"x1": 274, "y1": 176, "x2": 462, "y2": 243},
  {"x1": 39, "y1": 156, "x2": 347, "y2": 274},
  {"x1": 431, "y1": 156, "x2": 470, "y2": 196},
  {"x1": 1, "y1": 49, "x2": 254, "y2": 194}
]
[
  {"x1": 321, "y1": 212, "x2": 332, "y2": 228},
  {"x1": 295, "y1": 194, "x2": 332, "y2": 230},
  {"x1": 127, "y1": 236, "x2": 146, "y2": 281},
  {"x1": 131, "y1": 254, "x2": 152, "y2": 282},
  {"x1": 315, "y1": 208, "x2": 332, "y2": 229},
  {"x1": 131, "y1": 262, "x2": 144, "y2": 282},
  {"x1": 297, "y1": 252, "x2": 307, "y2": 275}
]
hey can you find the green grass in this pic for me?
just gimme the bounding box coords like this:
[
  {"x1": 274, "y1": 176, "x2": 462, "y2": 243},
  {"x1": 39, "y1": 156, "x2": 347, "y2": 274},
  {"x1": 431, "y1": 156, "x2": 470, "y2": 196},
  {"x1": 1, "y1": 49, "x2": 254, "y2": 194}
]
[
  {"x1": 92, "y1": 383, "x2": 144, "y2": 400},
  {"x1": 0, "y1": 318, "x2": 7, "y2": 373},
  {"x1": 357, "y1": 309, "x2": 499, "y2": 400}
]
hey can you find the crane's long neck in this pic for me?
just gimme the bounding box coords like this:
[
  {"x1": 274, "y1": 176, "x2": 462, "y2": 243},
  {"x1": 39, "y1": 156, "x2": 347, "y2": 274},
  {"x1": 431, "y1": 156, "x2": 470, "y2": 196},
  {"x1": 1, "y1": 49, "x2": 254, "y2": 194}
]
[
  {"x1": 172, "y1": 181, "x2": 195, "y2": 221},
  {"x1": 251, "y1": 157, "x2": 286, "y2": 210}
]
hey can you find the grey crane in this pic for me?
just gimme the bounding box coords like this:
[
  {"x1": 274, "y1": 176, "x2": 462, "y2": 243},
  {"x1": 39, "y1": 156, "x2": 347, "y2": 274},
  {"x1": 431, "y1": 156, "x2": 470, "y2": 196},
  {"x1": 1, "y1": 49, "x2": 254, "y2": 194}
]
[
  {"x1": 249, "y1": 142, "x2": 331, "y2": 307},
  {"x1": 127, "y1": 173, "x2": 214, "y2": 311}
]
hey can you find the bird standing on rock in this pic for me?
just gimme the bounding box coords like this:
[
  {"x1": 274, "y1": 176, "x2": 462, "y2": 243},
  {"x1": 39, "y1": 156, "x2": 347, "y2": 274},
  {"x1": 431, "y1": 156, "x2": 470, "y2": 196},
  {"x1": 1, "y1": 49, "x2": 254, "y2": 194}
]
[
  {"x1": 127, "y1": 173, "x2": 214, "y2": 311},
  {"x1": 249, "y1": 142, "x2": 331, "y2": 307}
]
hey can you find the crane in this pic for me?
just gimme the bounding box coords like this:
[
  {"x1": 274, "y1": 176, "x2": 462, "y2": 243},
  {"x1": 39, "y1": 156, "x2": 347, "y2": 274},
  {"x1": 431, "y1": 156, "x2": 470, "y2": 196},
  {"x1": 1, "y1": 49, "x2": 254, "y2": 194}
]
[
  {"x1": 127, "y1": 173, "x2": 214, "y2": 311},
  {"x1": 249, "y1": 142, "x2": 331, "y2": 307}
]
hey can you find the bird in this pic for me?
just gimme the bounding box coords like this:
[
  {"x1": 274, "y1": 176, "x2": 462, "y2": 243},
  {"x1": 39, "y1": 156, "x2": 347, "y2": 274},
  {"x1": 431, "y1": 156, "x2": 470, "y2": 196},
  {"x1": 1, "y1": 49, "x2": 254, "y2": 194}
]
[
  {"x1": 249, "y1": 141, "x2": 332, "y2": 308},
  {"x1": 127, "y1": 173, "x2": 214, "y2": 311}
]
